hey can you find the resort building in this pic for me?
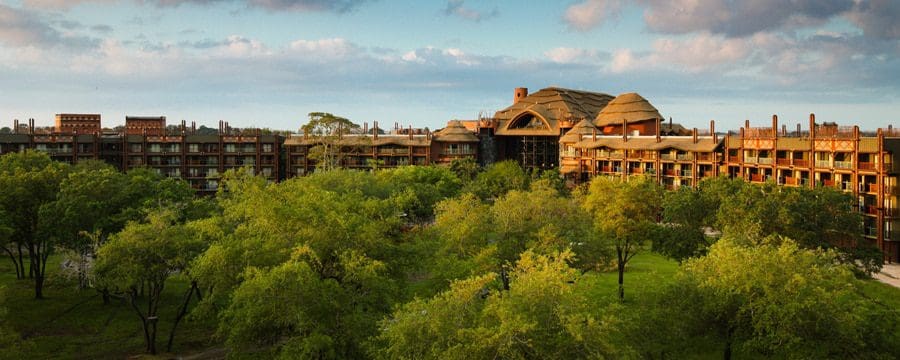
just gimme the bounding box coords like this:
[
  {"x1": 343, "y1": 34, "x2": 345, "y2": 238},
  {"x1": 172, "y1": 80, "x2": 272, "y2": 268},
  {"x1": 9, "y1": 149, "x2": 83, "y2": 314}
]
[{"x1": 1, "y1": 87, "x2": 898, "y2": 261}]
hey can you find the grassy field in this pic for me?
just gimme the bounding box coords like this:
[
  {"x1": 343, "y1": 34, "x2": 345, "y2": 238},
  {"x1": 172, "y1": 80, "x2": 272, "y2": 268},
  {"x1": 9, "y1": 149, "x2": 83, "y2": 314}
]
[{"x1": 0, "y1": 254, "x2": 219, "y2": 359}]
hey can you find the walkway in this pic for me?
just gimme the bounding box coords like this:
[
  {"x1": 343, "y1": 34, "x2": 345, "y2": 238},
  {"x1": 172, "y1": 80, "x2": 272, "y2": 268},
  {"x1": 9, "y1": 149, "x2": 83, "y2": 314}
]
[{"x1": 873, "y1": 263, "x2": 900, "y2": 289}]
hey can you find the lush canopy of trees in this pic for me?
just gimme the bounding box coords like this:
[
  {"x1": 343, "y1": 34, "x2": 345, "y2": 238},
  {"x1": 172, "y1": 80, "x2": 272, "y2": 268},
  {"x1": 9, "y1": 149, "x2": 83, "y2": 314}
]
[{"x1": 1, "y1": 150, "x2": 897, "y2": 358}]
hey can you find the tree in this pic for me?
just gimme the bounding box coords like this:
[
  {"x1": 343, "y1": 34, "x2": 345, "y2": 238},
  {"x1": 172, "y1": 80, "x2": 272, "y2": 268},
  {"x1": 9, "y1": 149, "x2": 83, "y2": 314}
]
[
  {"x1": 0, "y1": 151, "x2": 68, "y2": 298},
  {"x1": 0, "y1": 127, "x2": 11, "y2": 134},
  {"x1": 448, "y1": 157, "x2": 479, "y2": 183},
  {"x1": 464, "y1": 160, "x2": 529, "y2": 200},
  {"x1": 301, "y1": 112, "x2": 359, "y2": 171},
  {"x1": 375, "y1": 250, "x2": 627, "y2": 359},
  {"x1": 93, "y1": 209, "x2": 206, "y2": 355},
  {"x1": 375, "y1": 166, "x2": 462, "y2": 223},
  {"x1": 39, "y1": 162, "x2": 130, "y2": 289},
  {"x1": 581, "y1": 175, "x2": 663, "y2": 301},
  {"x1": 657, "y1": 186, "x2": 715, "y2": 262},
  {"x1": 191, "y1": 169, "x2": 407, "y2": 357},
  {"x1": 661, "y1": 239, "x2": 900, "y2": 359}
]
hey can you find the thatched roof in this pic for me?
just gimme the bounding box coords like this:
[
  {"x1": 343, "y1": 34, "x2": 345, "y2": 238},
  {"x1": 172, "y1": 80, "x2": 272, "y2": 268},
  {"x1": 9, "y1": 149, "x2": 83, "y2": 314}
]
[
  {"x1": 594, "y1": 93, "x2": 663, "y2": 127},
  {"x1": 435, "y1": 120, "x2": 480, "y2": 142},
  {"x1": 494, "y1": 87, "x2": 614, "y2": 136},
  {"x1": 559, "y1": 119, "x2": 597, "y2": 143}
]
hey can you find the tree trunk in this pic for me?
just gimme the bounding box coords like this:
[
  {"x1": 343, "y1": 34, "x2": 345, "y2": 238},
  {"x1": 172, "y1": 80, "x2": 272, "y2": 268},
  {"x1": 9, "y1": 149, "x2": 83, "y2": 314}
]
[
  {"x1": 723, "y1": 326, "x2": 734, "y2": 360},
  {"x1": 21, "y1": 242, "x2": 31, "y2": 278},
  {"x1": 499, "y1": 265, "x2": 510, "y2": 291},
  {"x1": 167, "y1": 281, "x2": 198, "y2": 352},
  {"x1": 2, "y1": 246, "x2": 22, "y2": 279},
  {"x1": 617, "y1": 246, "x2": 625, "y2": 301}
]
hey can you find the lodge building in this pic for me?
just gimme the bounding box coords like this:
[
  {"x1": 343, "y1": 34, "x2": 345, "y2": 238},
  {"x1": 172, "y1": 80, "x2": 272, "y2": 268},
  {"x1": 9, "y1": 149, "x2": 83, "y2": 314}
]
[{"x1": 1, "y1": 86, "x2": 898, "y2": 261}]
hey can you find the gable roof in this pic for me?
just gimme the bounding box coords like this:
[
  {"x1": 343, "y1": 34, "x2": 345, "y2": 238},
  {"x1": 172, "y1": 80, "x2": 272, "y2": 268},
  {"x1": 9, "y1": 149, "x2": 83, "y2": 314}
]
[
  {"x1": 560, "y1": 119, "x2": 598, "y2": 143},
  {"x1": 494, "y1": 87, "x2": 614, "y2": 136}
]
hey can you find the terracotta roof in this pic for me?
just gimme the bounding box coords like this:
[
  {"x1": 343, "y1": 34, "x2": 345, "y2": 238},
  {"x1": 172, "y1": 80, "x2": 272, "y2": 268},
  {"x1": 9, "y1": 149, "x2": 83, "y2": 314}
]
[
  {"x1": 494, "y1": 87, "x2": 614, "y2": 136},
  {"x1": 573, "y1": 136, "x2": 722, "y2": 152},
  {"x1": 594, "y1": 93, "x2": 663, "y2": 127},
  {"x1": 435, "y1": 120, "x2": 480, "y2": 142},
  {"x1": 560, "y1": 119, "x2": 598, "y2": 143}
]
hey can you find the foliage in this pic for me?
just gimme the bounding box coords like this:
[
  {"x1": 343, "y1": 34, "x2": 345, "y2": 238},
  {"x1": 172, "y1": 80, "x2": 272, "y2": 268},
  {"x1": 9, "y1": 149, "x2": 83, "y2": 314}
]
[
  {"x1": 375, "y1": 251, "x2": 628, "y2": 360},
  {"x1": 448, "y1": 157, "x2": 479, "y2": 183},
  {"x1": 661, "y1": 239, "x2": 900, "y2": 359},
  {"x1": 375, "y1": 166, "x2": 462, "y2": 223},
  {"x1": 464, "y1": 160, "x2": 529, "y2": 200}
]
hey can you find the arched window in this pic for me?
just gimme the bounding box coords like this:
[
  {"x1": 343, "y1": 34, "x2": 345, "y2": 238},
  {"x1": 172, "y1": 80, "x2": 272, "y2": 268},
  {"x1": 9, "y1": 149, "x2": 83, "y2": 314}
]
[{"x1": 508, "y1": 113, "x2": 548, "y2": 130}]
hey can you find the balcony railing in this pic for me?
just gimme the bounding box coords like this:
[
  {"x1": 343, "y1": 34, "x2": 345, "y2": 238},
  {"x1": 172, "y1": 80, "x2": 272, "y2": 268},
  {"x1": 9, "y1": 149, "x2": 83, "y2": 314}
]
[
  {"x1": 776, "y1": 158, "x2": 791, "y2": 166},
  {"x1": 793, "y1": 159, "x2": 809, "y2": 167},
  {"x1": 664, "y1": 169, "x2": 677, "y2": 176},
  {"x1": 744, "y1": 157, "x2": 758, "y2": 164},
  {"x1": 660, "y1": 154, "x2": 675, "y2": 161},
  {"x1": 834, "y1": 161, "x2": 853, "y2": 169},
  {"x1": 750, "y1": 174, "x2": 766, "y2": 182},
  {"x1": 858, "y1": 162, "x2": 876, "y2": 171},
  {"x1": 784, "y1": 177, "x2": 798, "y2": 186},
  {"x1": 676, "y1": 154, "x2": 693, "y2": 161},
  {"x1": 868, "y1": 183, "x2": 880, "y2": 193},
  {"x1": 757, "y1": 157, "x2": 774, "y2": 165},
  {"x1": 815, "y1": 160, "x2": 831, "y2": 168},
  {"x1": 681, "y1": 170, "x2": 692, "y2": 177},
  {"x1": 728, "y1": 156, "x2": 740, "y2": 162}
]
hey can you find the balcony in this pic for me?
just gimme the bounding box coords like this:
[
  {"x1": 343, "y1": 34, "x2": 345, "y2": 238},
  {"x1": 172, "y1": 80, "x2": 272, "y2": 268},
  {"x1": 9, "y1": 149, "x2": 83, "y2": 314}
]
[
  {"x1": 793, "y1": 159, "x2": 809, "y2": 167},
  {"x1": 681, "y1": 170, "x2": 692, "y2": 177},
  {"x1": 858, "y1": 162, "x2": 876, "y2": 171},
  {"x1": 676, "y1": 154, "x2": 693, "y2": 161},
  {"x1": 728, "y1": 156, "x2": 740, "y2": 162},
  {"x1": 867, "y1": 183, "x2": 880, "y2": 193},
  {"x1": 744, "y1": 157, "x2": 758, "y2": 164},
  {"x1": 834, "y1": 161, "x2": 853, "y2": 169},
  {"x1": 815, "y1": 160, "x2": 831, "y2": 168},
  {"x1": 660, "y1": 154, "x2": 675, "y2": 161},
  {"x1": 784, "y1": 177, "x2": 799, "y2": 186},
  {"x1": 702, "y1": 170, "x2": 715, "y2": 177},
  {"x1": 757, "y1": 157, "x2": 774, "y2": 165},
  {"x1": 776, "y1": 159, "x2": 791, "y2": 166},
  {"x1": 663, "y1": 169, "x2": 677, "y2": 176},
  {"x1": 822, "y1": 179, "x2": 835, "y2": 187},
  {"x1": 750, "y1": 174, "x2": 766, "y2": 182},
  {"x1": 865, "y1": 205, "x2": 879, "y2": 215}
]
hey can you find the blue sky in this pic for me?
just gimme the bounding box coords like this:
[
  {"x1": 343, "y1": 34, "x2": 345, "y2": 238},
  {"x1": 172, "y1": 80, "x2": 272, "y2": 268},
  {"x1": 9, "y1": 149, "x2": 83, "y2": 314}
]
[{"x1": 1, "y1": 0, "x2": 898, "y2": 132}]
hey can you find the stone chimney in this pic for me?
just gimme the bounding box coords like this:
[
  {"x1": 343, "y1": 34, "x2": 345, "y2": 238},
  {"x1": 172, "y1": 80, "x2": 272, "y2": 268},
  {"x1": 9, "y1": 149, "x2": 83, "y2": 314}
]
[{"x1": 514, "y1": 87, "x2": 528, "y2": 104}]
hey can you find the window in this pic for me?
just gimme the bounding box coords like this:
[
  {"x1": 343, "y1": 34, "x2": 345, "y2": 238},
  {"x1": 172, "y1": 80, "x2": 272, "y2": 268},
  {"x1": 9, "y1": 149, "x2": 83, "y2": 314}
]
[
  {"x1": 189, "y1": 144, "x2": 199, "y2": 153},
  {"x1": 262, "y1": 144, "x2": 273, "y2": 152}
]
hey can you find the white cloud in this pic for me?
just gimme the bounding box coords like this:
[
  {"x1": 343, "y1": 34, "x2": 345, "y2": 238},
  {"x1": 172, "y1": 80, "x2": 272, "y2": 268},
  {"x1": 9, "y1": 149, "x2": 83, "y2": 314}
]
[{"x1": 564, "y1": 0, "x2": 625, "y2": 31}]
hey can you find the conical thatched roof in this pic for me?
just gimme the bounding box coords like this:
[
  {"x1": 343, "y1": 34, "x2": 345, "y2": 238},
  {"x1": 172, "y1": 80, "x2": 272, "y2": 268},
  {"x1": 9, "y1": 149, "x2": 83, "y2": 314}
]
[
  {"x1": 594, "y1": 92, "x2": 662, "y2": 127},
  {"x1": 435, "y1": 120, "x2": 480, "y2": 142},
  {"x1": 559, "y1": 119, "x2": 597, "y2": 143}
]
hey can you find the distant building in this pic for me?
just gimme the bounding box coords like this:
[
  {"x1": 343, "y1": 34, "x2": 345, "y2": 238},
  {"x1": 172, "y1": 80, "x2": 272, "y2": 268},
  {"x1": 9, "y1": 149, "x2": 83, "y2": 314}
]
[
  {"x1": 55, "y1": 114, "x2": 101, "y2": 134},
  {"x1": 125, "y1": 116, "x2": 166, "y2": 136}
]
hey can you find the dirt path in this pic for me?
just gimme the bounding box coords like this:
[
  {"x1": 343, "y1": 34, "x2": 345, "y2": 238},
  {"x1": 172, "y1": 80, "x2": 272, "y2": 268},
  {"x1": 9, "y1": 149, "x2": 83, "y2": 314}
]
[{"x1": 873, "y1": 263, "x2": 900, "y2": 289}]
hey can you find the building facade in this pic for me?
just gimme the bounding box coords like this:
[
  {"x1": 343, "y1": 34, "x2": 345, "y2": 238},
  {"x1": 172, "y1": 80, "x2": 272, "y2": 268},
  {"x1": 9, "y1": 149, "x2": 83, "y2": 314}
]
[{"x1": 1, "y1": 88, "x2": 898, "y2": 261}]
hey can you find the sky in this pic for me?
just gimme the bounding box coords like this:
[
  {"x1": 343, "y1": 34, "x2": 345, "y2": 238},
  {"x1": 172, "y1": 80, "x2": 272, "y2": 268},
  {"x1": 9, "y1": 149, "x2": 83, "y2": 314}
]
[{"x1": 0, "y1": 0, "x2": 898, "y2": 132}]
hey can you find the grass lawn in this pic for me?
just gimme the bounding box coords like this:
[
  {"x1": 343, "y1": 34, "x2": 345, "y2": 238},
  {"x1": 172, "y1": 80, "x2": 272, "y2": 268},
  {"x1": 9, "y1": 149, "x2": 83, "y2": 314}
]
[{"x1": 0, "y1": 253, "x2": 219, "y2": 359}]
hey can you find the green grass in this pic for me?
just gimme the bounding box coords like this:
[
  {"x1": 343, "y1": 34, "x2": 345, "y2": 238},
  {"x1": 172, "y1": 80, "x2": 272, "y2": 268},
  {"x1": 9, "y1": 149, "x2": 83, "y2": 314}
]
[{"x1": 0, "y1": 253, "x2": 219, "y2": 359}]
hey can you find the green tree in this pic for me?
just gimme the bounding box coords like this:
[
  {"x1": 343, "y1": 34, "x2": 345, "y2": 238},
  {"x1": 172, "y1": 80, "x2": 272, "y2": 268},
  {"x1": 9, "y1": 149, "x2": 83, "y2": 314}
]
[
  {"x1": 0, "y1": 151, "x2": 68, "y2": 298},
  {"x1": 657, "y1": 186, "x2": 714, "y2": 262},
  {"x1": 375, "y1": 250, "x2": 627, "y2": 359},
  {"x1": 93, "y1": 209, "x2": 206, "y2": 355},
  {"x1": 191, "y1": 169, "x2": 405, "y2": 357},
  {"x1": 39, "y1": 162, "x2": 129, "y2": 289},
  {"x1": 464, "y1": 160, "x2": 529, "y2": 200},
  {"x1": 662, "y1": 239, "x2": 900, "y2": 359},
  {"x1": 581, "y1": 175, "x2": 663, "y2": 301},
  {"x1": 376, "y1": 166, "x2": 462, "y2": 223},
  {"x1": 301, "y1": 112, "x2": 359, "y2": 171},
  {"x1": 449, "y1": 157, "x2": 479, "y2": 183}
]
